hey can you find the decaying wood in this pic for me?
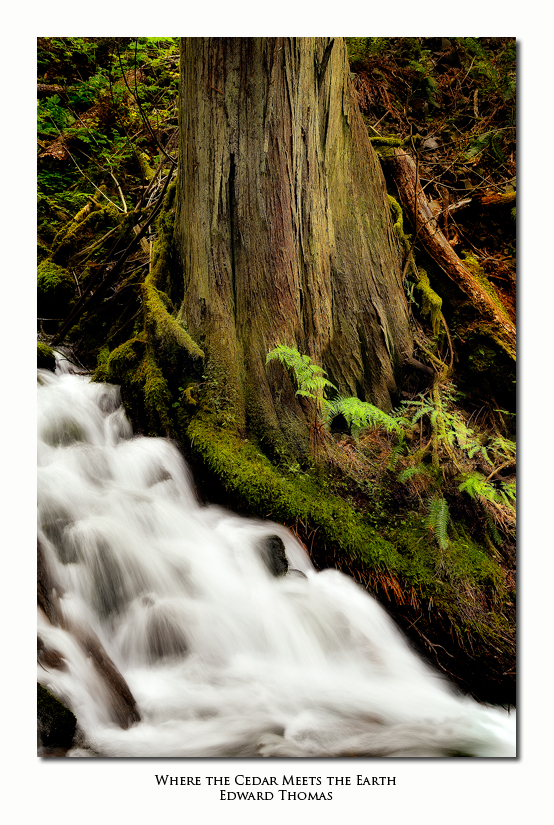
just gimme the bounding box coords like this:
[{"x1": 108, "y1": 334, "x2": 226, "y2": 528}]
[
  {"x1": 383, "y1": 148, "x2": 516, "y2": 356},
  {"x1": 37, "y1": 83, "x2": 65, "y2": 96},
  {"x1": 475, "y1": 191, "x2": 516, "y2": 208},
  {"x1": 53, "y1": 168, "x2": 173, "y2": 345}
]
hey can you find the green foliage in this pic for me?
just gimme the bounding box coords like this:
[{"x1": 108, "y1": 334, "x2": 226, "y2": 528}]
[
  {"x1": 325, "y1": 395, "x2": 402, "y2": 438},
  {"x1": 466, "y1": 130, "x2": 507, "y2": 164},
  {"x1": 37, "y1": 36, "x2": 180, "y2": 251},
  {"x1": 458, "y1": 472, "x2": 516, "y2": 508},
  {"x1": 489, "y1": 434, "x2": 516, "y2": 462},
  {"x1": 401, "y1": 388, "x2": 494, "y2": 465},
  {"x1": 37, "y1": 94, "x2": 74, "y2": 139},
  {"x1": 266, "y1": 345, "x2": 336, "y2": 408},
  {"x1": 426, "y1": 494, "x2": 450, "y2": 551},
  {"x1": 346, "y1": 37, "x2": 390, "y2": 62},
  {"x1": 455, "y1": 37, "x2": 516, "y2": 107},
  {"x1": 267, "y1": 346, "x2": 402, "y2": 442},
  {"x1": 397, "y1": 464, "x2": 430, "y2": 484}
]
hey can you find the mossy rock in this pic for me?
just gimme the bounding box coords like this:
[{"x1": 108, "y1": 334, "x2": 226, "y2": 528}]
[
  {"x1": 37, "y1": 342, "x2": 56, "y2": 371},
  {"x1": 37, "y1": 682, "x2": 76, "y2": 749},
  {"x1": 37, "y1": 260, "x2": 75, "y2": 320}
]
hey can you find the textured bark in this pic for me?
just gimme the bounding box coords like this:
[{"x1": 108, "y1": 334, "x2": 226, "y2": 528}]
[{"x1": 174, "y1": 38, "x2": 412, "y2": 454}]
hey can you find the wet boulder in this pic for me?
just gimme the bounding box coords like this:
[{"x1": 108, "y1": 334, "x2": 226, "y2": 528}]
[
  {"x1": 259, "y1": 535, "x2": 289, "y2": 577},
  {"x1": 37, "y1": 682, "x2": 76, "y2": 751}
]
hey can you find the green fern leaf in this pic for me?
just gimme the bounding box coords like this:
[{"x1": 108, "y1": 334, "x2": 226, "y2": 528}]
[
  {"x1": 398, "y1": 465, "x2": 427, "y2": 483},
  {"x1": 426, "y1": 494, "x2": 449, "y2": 550}
]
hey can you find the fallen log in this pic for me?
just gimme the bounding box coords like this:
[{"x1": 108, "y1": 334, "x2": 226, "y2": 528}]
[{"x1": 382, "y1": 148, "x2": 516, "y2": 358}]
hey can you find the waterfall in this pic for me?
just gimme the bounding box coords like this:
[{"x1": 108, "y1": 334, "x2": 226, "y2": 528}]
[{"x1": 37, "y1": 359, "x2": 515, "y2": 757}]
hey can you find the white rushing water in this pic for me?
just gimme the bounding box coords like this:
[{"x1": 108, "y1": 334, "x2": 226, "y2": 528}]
[{"x1": 37, "y1": 359, "x2": 516, "y2": 757}]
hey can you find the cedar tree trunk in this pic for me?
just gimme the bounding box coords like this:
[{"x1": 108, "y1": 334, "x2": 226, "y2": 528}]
[{"x1": 174, "y1": 37, "x2": 412, "y2": 457}]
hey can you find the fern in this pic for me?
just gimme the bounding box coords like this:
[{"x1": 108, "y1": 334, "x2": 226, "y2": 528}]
[
  {"x1": 490, "y1": 434, "x2": 516, "y2": 461},
  {"x1": 485, "y1": 512, "x2": 503, "y2": 546},
  {"x1": 426, "y1": 494, "x2": 450, "y2": 550},
  {"x1": 398, "y1": 464, "x2": 429, "y2": 484},
  {"x1": 387, "y1": 442, "x2": 407, "y2": 471},
  {"x1": 458, "y1": 472, "x2": 515, "y2": 507},
  {"x1": 324, "y1": 395, "x2": 401, "y2": 437},
  {"x1": 266, "y1": 345, "x2": 336, "y2": 408}
]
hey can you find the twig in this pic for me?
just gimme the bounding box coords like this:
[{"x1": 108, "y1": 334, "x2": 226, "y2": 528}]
[
  {"x1": 109, "y1": 171, "x2": 128, "y2": 213},
  {"x1": 116, "y1": 41, "x2": 177, "y2": 165},
  {"x1": 47, "y1": 116, "x2": 124, "y2": 212},
  {"x1": 53, "y1": 165, "x2": 174, "y2": 344},
  {"x1": 485, "y1": 460, "x2": 516, "y2": 483}
]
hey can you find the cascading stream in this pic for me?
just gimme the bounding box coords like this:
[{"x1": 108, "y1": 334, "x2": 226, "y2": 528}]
[{"x1": 37, "y1": 359, "x2": 515, "y2": 757}]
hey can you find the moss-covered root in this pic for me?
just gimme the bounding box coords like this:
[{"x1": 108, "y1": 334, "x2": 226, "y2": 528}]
[
  {"x1": 416, "y1": 269, "x2": 443, "y2": 336},
  {"x1": 142, "y1": 277, "x2": 204, "y2": 358},
  {"x1": 37, "y1": 682, "x2": 77, "y2": 751}
]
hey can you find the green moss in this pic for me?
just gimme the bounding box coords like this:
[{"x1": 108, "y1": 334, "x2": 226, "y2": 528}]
[
  {"x1": 106, "y1": 335, "x2": 146, "y2": 376},
  {"x1": 415, "y1": 269, "x2": 442, "y2": 335},
  {"x1": 143, "y1": 278, "x2": 204, "y2": 358},
  {"x1": 142, "y1": 346, "x2": 173, "y2": 428},
  {"x1": 37, "y1": 341, "x2": 56, "y2": 371},
  {"x1": 136, "y1": 150, "x2": 155, "y2": 181},
  {"x1": 96, "y1": 337, "x2": 175, "y2": 433},
  {"x1": 51, "y1": 202, "x2": 121, "y2": 263},
  {"x1": 369, "y1": 135, "x2": 407, "y2": 147},
  {"x1": 387, "y1": 195, "x2": 408, "y2": 246},
  {"x1": 37, "y1": 260, "x2": 75, "y2": 319},
  {"x1": 188, "y1": 414, "x2": 400, "y2": 569},
  {"x1": 37, "y1": 237, "x2": 51, "y2": 264},
  {"x1": 461, "y1": 252, "x2": 511, "y2": 324}
]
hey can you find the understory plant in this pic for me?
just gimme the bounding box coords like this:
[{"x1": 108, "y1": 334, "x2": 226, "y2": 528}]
[
  {"x1": 266, "y1": 345, "x2": 401, "y2": 453},
  {"x1": 266, "y1": 345, "x2": 515, "y2": 556}
]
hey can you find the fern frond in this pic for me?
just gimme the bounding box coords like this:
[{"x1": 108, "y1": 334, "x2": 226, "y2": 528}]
[
  {"x1": 266, "y1": 345, "x2": 336, "y2": 402},
  {"x1": 490, "y1": 435, "x2": 516, "y2": 460},
  {"x1": 387, "y1": 443, "x2": 406, "y2": 471},
  {"x1": 398, "y1": 464, "x2": 428, "y2": 484},
  {"x1": 426, "y1": 494, "x2": 450, "y2": 550},
  {"x1": 327, "y1": 395, "x2": 401, "y2": 437},
  {"x1": 485, "y1": 512, "x2": 503, "y2": 546}
]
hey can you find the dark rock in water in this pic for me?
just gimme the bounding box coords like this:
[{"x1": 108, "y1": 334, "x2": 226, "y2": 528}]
[
  {"x1": 79, "y1": 632, "x2": 141, "y2": 729},
  {"x1": 38, "y1": 637, "x2": 68, "y2": 672},
  {"x1": 37, "y1": 682, "x2": 76, "y2": 750},
  {"x1": 37, "y1": 539, "x2": 64, "y2": 626},
  {"x1": 38, "y1": 539, "x2": 141, "y2": 730},
  {"x1": 288, "y1": 568, "x2": 307, "y2": 579},
  {"x1": 260, "y1": 535, "x2": 289, "y2": 577}
]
